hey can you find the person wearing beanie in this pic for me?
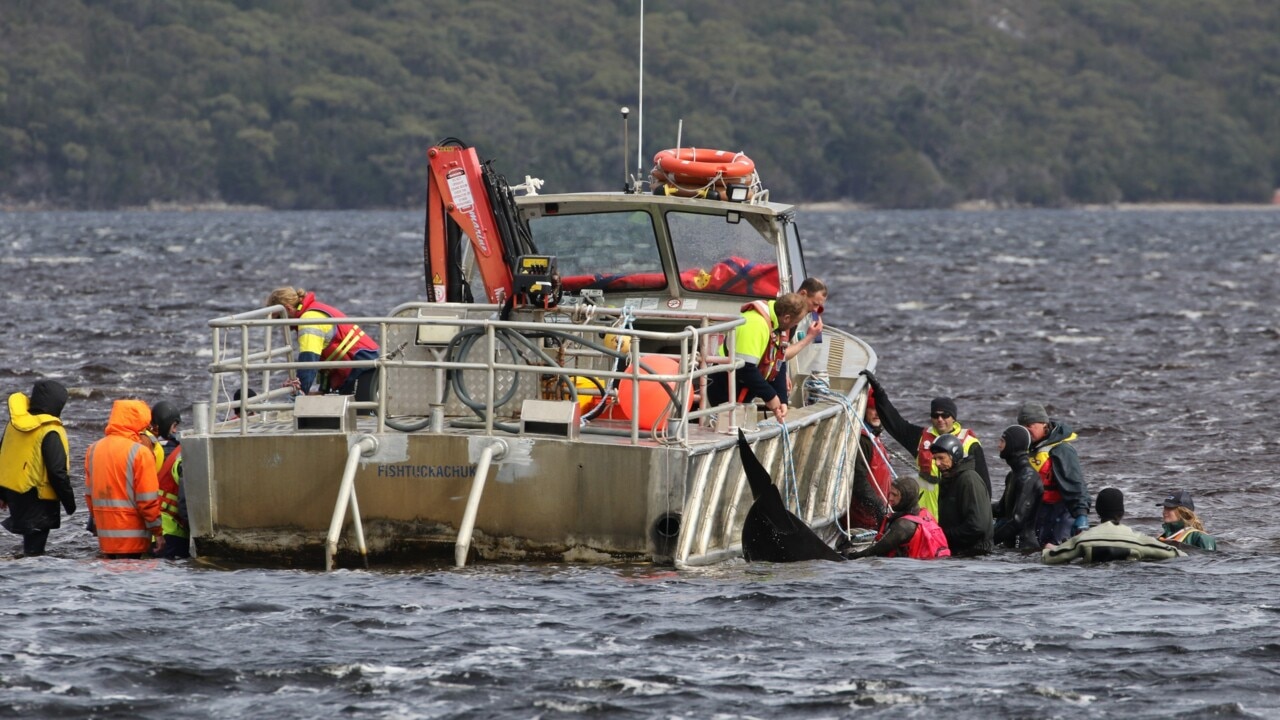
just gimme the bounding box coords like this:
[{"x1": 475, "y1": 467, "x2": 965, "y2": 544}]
[
  {"x1": 857, "y1": 370, "x2": 991, "y2": 518},
  {"x1": 992, "y1": 425, "x2": 1043, "y2": 551},
  {"x1": 1042, "y1": 488, "x2": 1183, "y2": 564},
  {"x1": 1156, "y1": 490, "x2": 1217, "y2": 551},
  {"x1": 1016, "y1": 400, "x2": 1089, "y2": 546},
  {"x1": 0, "y1": 380, "x2": 76, "y2": 556},
  {"x1": 840, "y1": 387, "x2": 895, "y2": 533}
]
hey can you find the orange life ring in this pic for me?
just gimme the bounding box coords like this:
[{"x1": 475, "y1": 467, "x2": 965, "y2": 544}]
[
  {"x1": 654, "y1": 148, "x2": 755, "y2": 183},
  {"x1": 648, "y1": 167, "x2": 735, "y2": 200}
]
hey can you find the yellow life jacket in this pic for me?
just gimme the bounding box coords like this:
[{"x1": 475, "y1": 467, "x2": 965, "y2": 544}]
[
  {"x1": 0, "y1": 392, "x2": 69, "y2": 500},
  {"x1": 1030, "y1": 432, "x2": 1077, "y2": 504},
  {"x1": 140, "y1": 430, "x2": 165, "y2": 470}
]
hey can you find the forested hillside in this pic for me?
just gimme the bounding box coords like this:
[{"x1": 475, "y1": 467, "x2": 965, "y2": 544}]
[{"x1": 2, "y1": 0, "x2": 1278, "y2": 209}]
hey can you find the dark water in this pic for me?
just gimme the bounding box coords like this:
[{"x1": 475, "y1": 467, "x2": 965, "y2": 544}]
[{"x1": 2, "y1": 209, "x2": 1278, "y2": 718}]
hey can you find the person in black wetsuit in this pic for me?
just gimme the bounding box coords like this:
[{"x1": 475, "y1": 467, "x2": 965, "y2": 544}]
[{"x1": 992, "y1": 424, "x2": 1042, "y2": 551}]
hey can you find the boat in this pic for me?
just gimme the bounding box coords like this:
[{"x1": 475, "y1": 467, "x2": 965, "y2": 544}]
[{"x1": 181, "y1": 139, "x2": 877, "y2": 569}]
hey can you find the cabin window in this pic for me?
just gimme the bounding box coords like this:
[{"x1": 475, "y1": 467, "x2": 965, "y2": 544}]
[
  {"x1": 528, "y1": 211, "x2": 667, "y2": 292},
  {"x1": 667, "y1": 211, "x2": 780, "y2": 297}
]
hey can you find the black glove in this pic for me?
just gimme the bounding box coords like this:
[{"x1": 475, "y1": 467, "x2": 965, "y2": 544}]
[
  {"x1": 62, "y1": 498, "x2": 75, "y2": 516},
  {"x1": 859, "y1": 369, "x2": 883, "y2": 395},
  {"x1": 86, "y1": 516, "x2": 97, "y2": 536}
]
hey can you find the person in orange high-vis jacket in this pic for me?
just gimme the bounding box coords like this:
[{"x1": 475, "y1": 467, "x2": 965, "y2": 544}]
[{"x1": 84, "y1": 399, "x2": 163, "y2": 558}]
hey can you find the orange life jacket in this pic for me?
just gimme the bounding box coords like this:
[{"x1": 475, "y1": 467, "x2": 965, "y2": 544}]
[
  {"x1": 867, "y1": 434, "x2": 893, "y2": 497},
  {"x1": 741, "y1": 300, "x2": 787, "y2": 382},
  {"x1": 299, "y1": 293, "x2": 380, "y2": 392},
  {"x1": 561, "y1": 272, "x2": 667, "y2": 292},
  {"x1": 707, "y1": 257, "x2": 779, "y2": 296}
]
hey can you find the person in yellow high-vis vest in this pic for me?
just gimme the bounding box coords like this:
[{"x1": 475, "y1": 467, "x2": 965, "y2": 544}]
[
  {"x1": 264, "y1": 287, "x2": 380, "y2": 403},
  {"x1": 858, "y1": 370, "x2": 991, "y2": 518},
  {"x1": 705, "y1": 293, "x2": 808, "y2": 423},
  {"x1": 149, "y1": 401, "x2": 190, "y2": 559},
  {"x1": 0, "y1": 380, "x2": 76, "y2": 556}
]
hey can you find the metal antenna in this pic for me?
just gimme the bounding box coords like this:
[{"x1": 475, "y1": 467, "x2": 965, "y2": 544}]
[
  {"x1": 621, "y1": 106, "x2": 631, "y2": 192},
  {"x1": 637, "y1": 0, "x2": 644, "y2": 176}
]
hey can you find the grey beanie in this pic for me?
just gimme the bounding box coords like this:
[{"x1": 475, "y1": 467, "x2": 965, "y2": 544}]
[{"x1": 1017, "y1": 401, "x2": 1050, "y2": 426}]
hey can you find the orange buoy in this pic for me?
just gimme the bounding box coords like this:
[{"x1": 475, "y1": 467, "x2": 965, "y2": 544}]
[{"x1": 616, "y1": 355, "x2": 690, "y2": 431}]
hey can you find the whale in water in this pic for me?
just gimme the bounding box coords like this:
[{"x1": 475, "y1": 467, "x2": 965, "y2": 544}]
[{"x1": 738, "y1": 430, "x2": 845, "y2": 563}]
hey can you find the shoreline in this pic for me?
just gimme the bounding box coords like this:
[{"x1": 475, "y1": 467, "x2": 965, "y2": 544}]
[
  {"x1": 799, "y1": 199, "x2": 1280, "y2": 212},
  {"x1": 5, "y1": 200, "x2": 1279, "y2": 213},
  {"x1": 0, "y1": 200, "x2": 272, "y2": 213}
]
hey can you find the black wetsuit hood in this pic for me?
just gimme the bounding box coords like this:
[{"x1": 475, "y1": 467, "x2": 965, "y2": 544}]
[{"x1": 28, "y1": 380, "x2": 68, "y2": 418}]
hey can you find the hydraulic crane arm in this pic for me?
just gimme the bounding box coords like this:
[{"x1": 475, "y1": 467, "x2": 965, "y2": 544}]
[{"x1": 424, "y1": 143, "x2": 513, "y2": 304}]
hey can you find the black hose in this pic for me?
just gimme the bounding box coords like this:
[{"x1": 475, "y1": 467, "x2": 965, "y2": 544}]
[
  {"x1": 384, "y1": 414, "x2": 433, "y2": 432},
  {"x1": 448, "y1": 329, "x2": 523, "y2": 412}
]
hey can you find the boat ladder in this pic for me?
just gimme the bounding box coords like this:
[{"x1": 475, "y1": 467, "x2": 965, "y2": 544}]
[{"x1": 324, "y1": 434, "x2": 380, "y2": 572}]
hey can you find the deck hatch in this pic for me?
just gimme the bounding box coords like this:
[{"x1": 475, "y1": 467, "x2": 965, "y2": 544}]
[{"x1": 293, "y1": 395, "x2": 356, "y2": 432}]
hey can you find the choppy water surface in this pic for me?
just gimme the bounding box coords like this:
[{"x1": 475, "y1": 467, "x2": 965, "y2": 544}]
[{"x1": 1, "y1": 209, "x2": 1278, "y2": 718}]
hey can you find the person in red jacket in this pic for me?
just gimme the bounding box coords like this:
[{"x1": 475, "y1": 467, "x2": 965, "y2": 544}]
[
  {"x1": 842, "y1": 388, "x2": 894, "y2": 531},
  {"x1": 85, "y1": 399, "x2": 163, "y2": 559}
]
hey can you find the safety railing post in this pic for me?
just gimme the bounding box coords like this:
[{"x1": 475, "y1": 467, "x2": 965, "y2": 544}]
[{"x1": 209, "y1": 326, "x2": 222, "y2": 431}]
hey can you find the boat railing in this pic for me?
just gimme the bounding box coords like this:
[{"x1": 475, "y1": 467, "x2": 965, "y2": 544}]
[{"x1": 204, "y1": 302, "x2": 755, "y2": 446}]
